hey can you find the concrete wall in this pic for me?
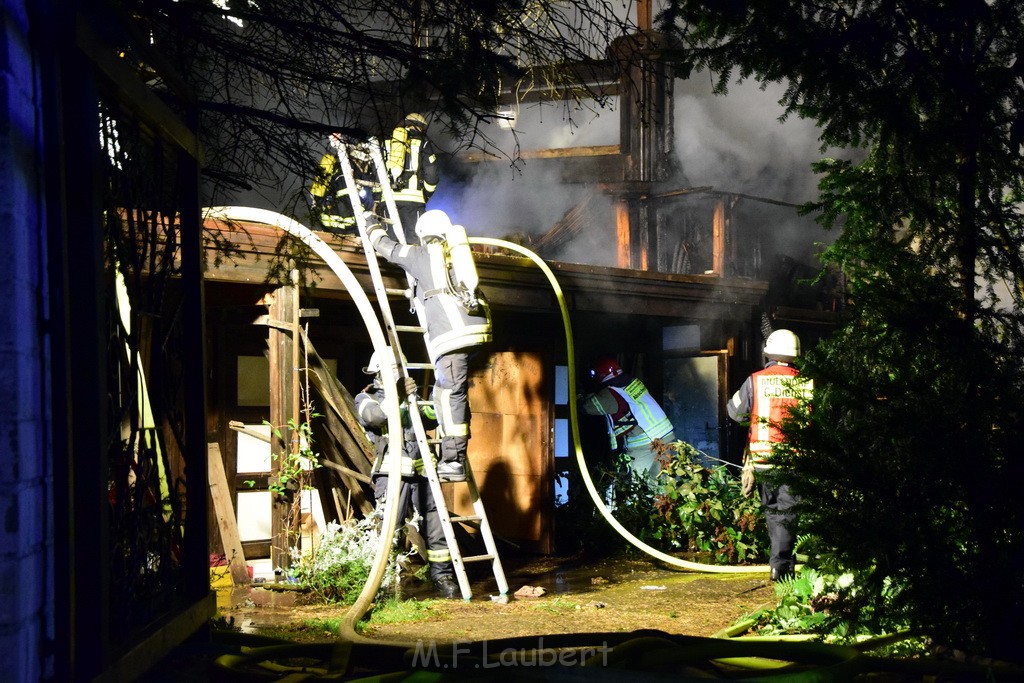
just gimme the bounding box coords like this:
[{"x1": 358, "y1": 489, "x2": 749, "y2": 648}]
[{"x1": 0, "y1": 0, "x2": 54, "y2": 679}]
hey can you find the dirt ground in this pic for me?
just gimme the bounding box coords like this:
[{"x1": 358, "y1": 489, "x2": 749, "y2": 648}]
[{"x1": 221, "y1": 554, "x2": 777, "y2": 644}]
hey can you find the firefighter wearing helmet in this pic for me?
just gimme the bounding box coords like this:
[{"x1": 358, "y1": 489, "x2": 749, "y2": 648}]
[
  {"x1": 727, "y1": 328, "x2": 813, "y2": 582},
  {"x1": 386, "y1": 112, "x2": 439, "y2": 244},
  {"x1": 364, "y1": 209, "x2": 491, "y2": 484},
  {"x1": 309, "y1": 135, "x2": 377, "y2": 234},
  {"x1": 581, "y1": 357, "x2": 676, "y2": 484},
  {"x1": 353, "y1": 349, "x2": 459, "y2": 599}
]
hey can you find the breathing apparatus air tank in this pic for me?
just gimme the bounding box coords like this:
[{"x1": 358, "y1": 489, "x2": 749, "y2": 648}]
[{"x1": 445, "y1": 222, "x2": 479, "y2": 296}]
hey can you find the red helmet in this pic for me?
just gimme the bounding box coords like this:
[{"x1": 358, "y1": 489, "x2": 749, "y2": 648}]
[{"x1": 592, "y1": 357, "x2": 623, "y2": 383}]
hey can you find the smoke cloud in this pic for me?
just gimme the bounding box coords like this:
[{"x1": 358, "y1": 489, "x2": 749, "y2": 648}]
[
  {"x1": 434, "y1": 71, "x2": 834, "y2": 268},
  {"x1": 673, "y1": 73, "x2": 829, "y2": 204}
]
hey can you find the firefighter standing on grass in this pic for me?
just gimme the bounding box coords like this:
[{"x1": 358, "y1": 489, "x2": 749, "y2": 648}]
[
  {"x1": 354, "y1": 349, "x2": 460, "y2": 599},
  {"x1": 727, "y1": 328, "x2": 813, "y2": 582},
  {"x1": 365, "y1": 209, "x2": 491, "y2": 484},
  {"x1": 581, "y1": 358, "x2": 676, "y2": 485},
  {"x1": 386, "y1": 113, "x2": 439, "y2": 244}
]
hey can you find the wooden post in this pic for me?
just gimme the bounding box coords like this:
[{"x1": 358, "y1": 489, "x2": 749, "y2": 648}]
[
  {"x1": 266, "y1": 283, "x2": 295, "y2": 571},
  {"x1": 616, "y1": 200, "x2": 632, "y2": 268},
  {"x1": 637, "y1": 0, "x2": 651, "y2": 30},
  {"x1": 713, "y1": 197, "x2": 727, "y2": 276},
  {"x1": 291, "y1": 267, "x2": 301, "y2": 455},
  {"x1": 612, "y1": 26, "x2": 673, "y2": 272}
]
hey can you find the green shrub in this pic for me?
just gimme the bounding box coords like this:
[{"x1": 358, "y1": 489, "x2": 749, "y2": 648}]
[
  {"x1": 292, "y1": 517, "x2": 411, "y2": 604},
  {"x1": 648, "y1": 441, "x2": 768, "y2": 564}
]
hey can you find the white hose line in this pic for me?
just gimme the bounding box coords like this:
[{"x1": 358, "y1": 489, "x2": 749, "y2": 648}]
[
  {"x1": 470, "y1": 237, "x2": 769, "y2": 574},
  {"x1": 201, "y1": 207, "x2": 405, "y2": 640}
]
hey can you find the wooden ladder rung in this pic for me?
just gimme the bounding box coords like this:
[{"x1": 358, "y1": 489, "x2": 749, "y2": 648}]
[{"x1": 395, "y1": 324, "x2": 426, "y2": 333}]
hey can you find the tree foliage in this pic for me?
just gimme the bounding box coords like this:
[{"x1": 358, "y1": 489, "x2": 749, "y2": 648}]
[
  {"x1": 113, "y1": 0, "x2": 634, "y2": 206},
  {"x1": 658, "y1": 0, "x2": 1024, "y2": 661}
]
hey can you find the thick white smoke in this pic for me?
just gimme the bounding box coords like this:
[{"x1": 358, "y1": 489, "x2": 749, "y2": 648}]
[
  {"x1": 434, "y1": 71, "x2": 833, "y2": 267},
  {"x1": 674, "y1": 72, "x2": 829, "y2": 204}
]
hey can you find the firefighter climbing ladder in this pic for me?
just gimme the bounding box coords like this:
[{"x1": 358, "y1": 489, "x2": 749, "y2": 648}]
[{"x1": 331, "y1": 135, "x2": 508, "y2": 601}]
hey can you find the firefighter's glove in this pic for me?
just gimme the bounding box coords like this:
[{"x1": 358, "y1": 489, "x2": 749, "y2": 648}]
[
  {"x1": 741, "y1": 462, "x2": 756, "y2": 498},
  {"x1": 403, "y1": 376, "x2": 418, "y2": 397},
  {"x1": 363, "y1": 213, "x2": 385, "y2": 244}
]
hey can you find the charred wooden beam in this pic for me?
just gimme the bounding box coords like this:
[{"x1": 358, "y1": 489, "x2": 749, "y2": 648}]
[
  {"x1": 460, "y1": 145, "x2": 619, "y2": 163},
  {"x1": 534, "y1": 193, "x2": 596, "y2": 256}
]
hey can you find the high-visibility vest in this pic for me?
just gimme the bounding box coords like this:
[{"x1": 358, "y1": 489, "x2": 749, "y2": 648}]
[
  {"x1": 605, "y1": 379, "x2": 674, "y2": 450},
  {"x1": 310, "y1": 153, "x2": 371, "y2": 228},
  {"x1": 748, "y1": 364, "x2": 813, "y2": 467}
]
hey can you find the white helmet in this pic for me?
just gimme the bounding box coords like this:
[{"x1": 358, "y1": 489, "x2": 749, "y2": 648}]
[
  {"x1": 414, "y1": 209, "x2": 452, "y2": 242},
  {"x1": 764, "y1": 329, "x2": 800, "y2": 361},
  {"x1": 362, "y1": 348, "x2": 405, "y2": 375}
]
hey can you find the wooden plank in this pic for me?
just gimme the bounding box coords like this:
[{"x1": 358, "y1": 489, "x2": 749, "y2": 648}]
[
  {"x1": 267, "y1": 284, "x2": 295, "y2": 568},
  {"x1": 303, "y1": 333, "x2": 376, "y2": 518},
  {"x1": 207, "y1": 443, "x2": 250, "y2": 585}
]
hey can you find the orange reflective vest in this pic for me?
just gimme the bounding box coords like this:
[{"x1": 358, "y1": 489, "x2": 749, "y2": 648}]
[{"x1": 748, "y1": 364, "x2": 812, "y2": 467}]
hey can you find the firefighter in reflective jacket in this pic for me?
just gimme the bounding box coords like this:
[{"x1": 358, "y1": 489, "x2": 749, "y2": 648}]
[
  {"x1": 727, "y1": 328, "x2": 813, "y2": 581},
  {"x1": 386, "y1": 113, "x2": 439, "y2": 244},
  {"x1": 365, "y1": 209, "x2": 491, "y2": 484},
  {"x1": 309, "y1": 137, "x2": 377, "y2": 234},
  {"x1": 581, "y1": 358, "x2": 676, "y2": 484},
  {"x1": 354, "y1": 350, "x2": 459, "y2": 599}
]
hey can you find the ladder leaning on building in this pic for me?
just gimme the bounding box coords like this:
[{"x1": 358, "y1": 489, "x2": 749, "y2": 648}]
[{"x1": 333, "y1": 136, "x2": 508, "y2": 601}]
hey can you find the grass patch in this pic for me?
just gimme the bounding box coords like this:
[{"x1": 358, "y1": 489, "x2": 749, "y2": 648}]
[
  {"x1": 530, "y1": 597, "x2": 580, "y2": 614},
  {"x1": 364, "y1": 597, "x2": 442, "y2": 627}
]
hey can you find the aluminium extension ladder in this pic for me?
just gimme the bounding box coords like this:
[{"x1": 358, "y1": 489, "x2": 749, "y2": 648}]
[{"x1": 330, "y1": 134, "x2": 508, "y2": 601}]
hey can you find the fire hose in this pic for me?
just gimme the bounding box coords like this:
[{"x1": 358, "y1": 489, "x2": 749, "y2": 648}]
[{"x1": 469, "y1": 237, "x2": 771, "y2": 575}]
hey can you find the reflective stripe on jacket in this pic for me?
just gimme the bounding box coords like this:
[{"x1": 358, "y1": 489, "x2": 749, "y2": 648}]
[
  {"x1": 387, "y1": 127, "x2": 438, "y2": 205},
  {"x1": 606, "y1": 379, "x2": 675, "y2": 449},
  {"x1": 371, "y1": 227, "x2": 492, "y2": 362}
]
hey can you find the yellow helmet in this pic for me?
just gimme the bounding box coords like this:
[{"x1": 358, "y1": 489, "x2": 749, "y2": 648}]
[{"x1": 403, "y1": 112, "x2": 427, "y2": 128}]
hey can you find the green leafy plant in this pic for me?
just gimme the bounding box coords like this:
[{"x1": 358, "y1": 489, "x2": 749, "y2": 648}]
[
  {"x1": 265, "y1": 414, "x2": 324, "y2": 558},
  {"x1": 291, "y1": 517, "x2": 412, "y2": 604},
  {"x1": 266, "y1": 416, "x2": 323, "y2": 502},
  {"x1": 746, "y1": 568, "x2": 834, "y2": 636},
  {"x1": 736, "y1": 563, "x2": 926, "y2": 659},
  {"x1": 554, "y1": 440, "x2": 768, "y2": 565},
  {"x1": 648, "y1": 441, "x2": 768, "y2": 564}
]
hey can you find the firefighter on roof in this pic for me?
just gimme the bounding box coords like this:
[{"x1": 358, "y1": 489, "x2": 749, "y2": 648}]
[
  {"x1": 354, "y1": 349, "x2": 459, "y2": 599},
  {"x1": 386, "y1": 112, "x2": 439, "y2": 244},
  {"x1": 309, "y1": 136, "x2": 377, "y2": 234},
  {"x1": 581, "y1": 357, "x2": 676, "y2": 485},
  {"x1": 365, "y1": 209, "x2": 491, "y2": 484},
  {"x1": 727, "y1": 328, "x2": 813, "y2": 582}
]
